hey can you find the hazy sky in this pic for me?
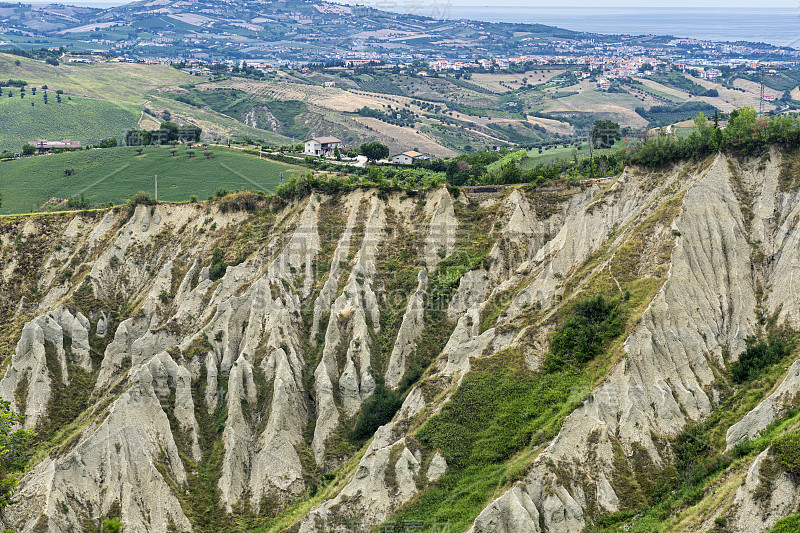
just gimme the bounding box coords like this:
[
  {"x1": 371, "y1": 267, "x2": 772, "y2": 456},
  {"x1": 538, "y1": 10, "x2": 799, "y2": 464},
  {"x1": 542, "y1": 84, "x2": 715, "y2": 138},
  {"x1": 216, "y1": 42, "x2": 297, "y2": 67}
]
[{"x1": 15, "y1": 0, "x2": 800, "y2": 5}]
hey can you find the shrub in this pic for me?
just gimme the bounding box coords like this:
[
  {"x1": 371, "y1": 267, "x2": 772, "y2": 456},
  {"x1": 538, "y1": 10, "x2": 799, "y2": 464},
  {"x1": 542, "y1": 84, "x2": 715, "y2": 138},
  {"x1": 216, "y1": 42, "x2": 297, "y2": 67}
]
[
  {"x1": 772, "y1": 429, "x2": 800, "y2": 474},
  {"x1": 730, "y1": 336, "x2": 793, "y2": 383},
  {"x1": 129, "y1": 191, "x2": 156, "y2": 207},
  {"x1": 767, "y1": 513, "x2": 800, "y2": 533},
  {"x1": 216, "y1": 191, "x2": 260, "y2": 213},
  {"x1": 349, "y1": 381, "x2": 403, "y2": 442},
  {"x1": 208, "y1": 247, "x2": 227, "y2": 282},
  {"x1": 545, "y1": 295, "x2": 623, "y2": 371}
]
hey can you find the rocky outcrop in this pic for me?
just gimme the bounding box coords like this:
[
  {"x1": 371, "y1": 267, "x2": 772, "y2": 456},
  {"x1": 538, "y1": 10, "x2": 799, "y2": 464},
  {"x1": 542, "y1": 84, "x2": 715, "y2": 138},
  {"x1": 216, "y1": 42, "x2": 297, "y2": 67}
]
[
  {"x1": 728, "y1": 449, "x2": 800, "y2": 533},
  {"x1": 0, "y1": 306, "x2": 91, "y2": 428},
  {"x1": 6, "y1": 155, "x2": 800, "y2": 533},
  {"x1": 469, "y1": 485, "x2": 542, "y2": 533},
  {"x1": 4, "y1": 358, "x2": 193, "y2": 533},
  {"x1": 727, "y1": 360, "x2": 800, "y2": 450}
]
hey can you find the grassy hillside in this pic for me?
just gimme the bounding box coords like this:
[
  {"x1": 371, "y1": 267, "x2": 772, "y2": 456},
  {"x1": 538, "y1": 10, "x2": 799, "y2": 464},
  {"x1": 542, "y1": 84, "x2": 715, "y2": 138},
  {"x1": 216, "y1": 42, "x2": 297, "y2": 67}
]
[
  {"x1": 0, "y1": 54, "x2": 293, "y2": 146},
  {"x1": 0, "y1": 146, "x2": 302, "y2": 214},
  {"x1": 0, "y1": 53, "x2": 193, "y2": 105},
  {"x1": 0, "y1": 93, "x2": 140, "y2": 153}
]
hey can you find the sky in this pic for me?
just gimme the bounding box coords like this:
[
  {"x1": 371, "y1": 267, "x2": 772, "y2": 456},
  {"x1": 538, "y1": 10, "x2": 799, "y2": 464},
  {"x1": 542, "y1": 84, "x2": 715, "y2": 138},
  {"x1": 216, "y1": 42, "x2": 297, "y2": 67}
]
[{"x1": 13, "y1": 0, "x2": 799, "y2": 6}]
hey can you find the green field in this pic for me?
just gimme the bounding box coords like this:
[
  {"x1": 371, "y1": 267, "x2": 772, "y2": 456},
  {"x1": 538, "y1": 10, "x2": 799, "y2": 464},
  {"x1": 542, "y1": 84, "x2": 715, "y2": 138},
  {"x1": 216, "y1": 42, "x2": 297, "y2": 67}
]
[
  {"x1": 522, "y1": 141, "x2": 622, "y2": 167},
  {"x1": 0, "y1": 92, "x2": 140, "y2": 153},
  {"x1": 0, "y1": 54, "x2": 293, "y2": 146},
  {"x1": 0, "y1": 147, "x2": 302, "y2": 214}
]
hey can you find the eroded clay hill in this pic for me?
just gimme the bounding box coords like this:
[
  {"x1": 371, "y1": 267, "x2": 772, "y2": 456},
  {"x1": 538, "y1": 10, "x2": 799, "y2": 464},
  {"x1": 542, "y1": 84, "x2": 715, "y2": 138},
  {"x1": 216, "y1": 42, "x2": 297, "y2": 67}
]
[{"x1": 3, "y1": 150, "x2": 800, "y2": 532}]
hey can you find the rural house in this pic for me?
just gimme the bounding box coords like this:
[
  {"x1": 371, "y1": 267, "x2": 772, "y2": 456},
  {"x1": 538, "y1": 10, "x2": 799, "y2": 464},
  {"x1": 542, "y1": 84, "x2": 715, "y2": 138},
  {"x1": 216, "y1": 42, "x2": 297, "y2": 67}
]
[
  {"x1": 392, "y1": 150, "x2": 428, "y2": 165},
  {"x1": 304, "y1": 136, "x2": 341, "y2": 157},
  {"x1": 28, "y1": 139, "x2": 82, "y2": 154}
]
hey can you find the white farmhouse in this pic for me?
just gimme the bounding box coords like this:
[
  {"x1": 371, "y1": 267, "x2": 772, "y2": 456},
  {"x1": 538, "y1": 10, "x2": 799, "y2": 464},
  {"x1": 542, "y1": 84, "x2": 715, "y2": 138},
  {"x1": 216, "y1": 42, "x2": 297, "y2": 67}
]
[
  {"x1": 304, "y1": 136, "x2": 341, "y2": 157},
  {"x1": 392, "y1": 150, "x2": 428, "y2": 165}
]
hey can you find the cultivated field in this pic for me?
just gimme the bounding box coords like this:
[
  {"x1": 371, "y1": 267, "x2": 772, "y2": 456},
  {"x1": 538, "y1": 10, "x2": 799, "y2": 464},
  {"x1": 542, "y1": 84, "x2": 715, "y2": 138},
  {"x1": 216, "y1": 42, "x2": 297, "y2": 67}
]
[
  {"x1": 0, "y1": 53, "x2": 193, "y2": 105},
  {"x1": 544, "y1": 90, "x2": 650, "y2": 128},
  {"x1": 352, "y1": 116, "x2": 456, "y2": 157},
  {"x1": 0, "y1": 93, "x2": 139, "y2": 153},
  {"x1": 470, "y1": 69, "x2": 564, "y2": 93},
  {"x1": 0, "y1": 146, "x2": 301, "y2": 214},
  {"x1": 693, "y1": 74, "x2": 775, "y2": 113},
  {"x1": 0, "y1": 54, "x2": 293, "y2": 146}
]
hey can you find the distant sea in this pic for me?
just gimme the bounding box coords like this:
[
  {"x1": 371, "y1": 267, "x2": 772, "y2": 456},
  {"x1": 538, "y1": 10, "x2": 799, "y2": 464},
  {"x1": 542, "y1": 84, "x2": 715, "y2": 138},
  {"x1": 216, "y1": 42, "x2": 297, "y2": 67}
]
[
  {"x1": 12, "y1": 2, "x2": 800, "y2": 49},
  {"x1": 443, "y1": 6, "x2": 800, "y2": 48}
]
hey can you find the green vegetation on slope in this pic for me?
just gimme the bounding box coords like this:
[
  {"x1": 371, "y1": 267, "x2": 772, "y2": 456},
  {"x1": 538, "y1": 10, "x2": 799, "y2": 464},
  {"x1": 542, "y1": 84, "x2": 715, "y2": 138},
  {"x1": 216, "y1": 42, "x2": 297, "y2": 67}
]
[
  {"x1": 771, "y1": 428, "x2": 800, "y2": 474},
  {"x1": 0, "y1": 93, "x2": 139, "y2": 152},
  {"x1": 767, "y1": 513, "x2": 800, "y2": 533},
  {"x1": 545, "y1": 294, "x2": 623, "y2": 371},
  {"x1": 589, "y1": 325, "x2": 800, "y2": 532},
  {"x1": 0, "y1": 146, "x2": 301, "y2": 214},
  {"x1": 392, "y1": 295, "x2": 623, "y2": 532},
  {"x1": 634, "y1": 101, "x2": 717, "y2": 128},
  {"x1": 730, "y1": 336, "x2": 793, "y2": 383},
  {"x1": 184, "y1": 89, "x2": 310, "y2": 138}
]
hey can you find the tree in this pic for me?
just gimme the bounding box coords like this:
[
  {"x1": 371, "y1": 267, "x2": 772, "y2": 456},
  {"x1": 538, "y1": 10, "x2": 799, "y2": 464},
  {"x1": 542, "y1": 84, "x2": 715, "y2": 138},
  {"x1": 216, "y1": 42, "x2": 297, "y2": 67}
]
[
  {"x1": 360, "y1": 141, "x2": 389, "y2": 162},
  {"x1": 21, "y1": 144, "x2": 35, "y2": 156},
  {"x1": 159, "y1": 121, "x2": 179, "y2": 141},
  {"x1": 590, "y1": 120, "x2": 622, "y2": 149},
  {"x1": 0, "y1": 399, "x2": 35, "y2": 510}
]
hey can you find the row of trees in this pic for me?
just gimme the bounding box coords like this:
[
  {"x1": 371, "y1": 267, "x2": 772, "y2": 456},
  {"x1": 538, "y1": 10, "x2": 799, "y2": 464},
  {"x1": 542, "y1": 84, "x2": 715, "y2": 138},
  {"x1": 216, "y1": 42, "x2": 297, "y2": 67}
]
[
  {"x1": 625, "y1": 107, "x2": 791, "y2": 167},
  {"x1": 125, "y1": 121, "x2": 202, "y2": 146}
]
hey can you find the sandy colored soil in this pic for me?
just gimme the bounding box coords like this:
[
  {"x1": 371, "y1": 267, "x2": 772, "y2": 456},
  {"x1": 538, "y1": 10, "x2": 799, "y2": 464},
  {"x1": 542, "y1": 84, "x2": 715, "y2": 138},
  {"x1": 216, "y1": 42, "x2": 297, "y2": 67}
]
[
  {"x1": 688, "y1": 74, "x2": 775, "y2": 113},
  {"x1": 526, "y1": 115, "x2": 575, "y2": 135},
  {"x1": 353, "y1": 117, "x2": 456, "y2": 157},
  {"x1": 638, "y1": 79, "x2": 689, "y2": 100},
  {"x1": 470, "y1": 69, "x2": 564, "y2": 93},
  {"x1": 545, "y1": 91, "x2": 649, "y2": 128}
]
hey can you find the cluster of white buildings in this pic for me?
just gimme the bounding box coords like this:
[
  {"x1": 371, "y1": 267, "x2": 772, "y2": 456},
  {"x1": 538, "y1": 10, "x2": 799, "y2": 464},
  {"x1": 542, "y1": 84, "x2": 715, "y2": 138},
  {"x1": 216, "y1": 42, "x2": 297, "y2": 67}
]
[{"x1": 303, "y1": 137, "x2": 429, "y2": 165}]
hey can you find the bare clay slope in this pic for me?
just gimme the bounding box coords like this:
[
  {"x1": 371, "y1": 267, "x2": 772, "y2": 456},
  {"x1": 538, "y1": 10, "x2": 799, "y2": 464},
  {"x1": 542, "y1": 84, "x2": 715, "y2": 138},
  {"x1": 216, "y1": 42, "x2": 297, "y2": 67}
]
[{"x1": 2, "y1": 152, "x2": 800, "y2": 533}]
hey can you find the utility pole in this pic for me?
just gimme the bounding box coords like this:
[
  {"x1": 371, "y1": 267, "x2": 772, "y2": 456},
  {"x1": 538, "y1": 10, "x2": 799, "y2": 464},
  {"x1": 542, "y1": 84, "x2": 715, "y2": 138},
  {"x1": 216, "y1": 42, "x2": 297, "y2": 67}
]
[{"x1": 155, "y1": 174, "x2": 158, "y2": 201}]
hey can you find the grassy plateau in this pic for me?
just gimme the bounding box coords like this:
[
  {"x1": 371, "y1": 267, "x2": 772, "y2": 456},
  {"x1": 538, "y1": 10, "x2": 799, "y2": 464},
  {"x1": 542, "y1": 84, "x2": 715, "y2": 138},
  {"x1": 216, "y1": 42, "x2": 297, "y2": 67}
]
[{"x1": 0, "y1": 146, "x2": 302, "y2": 214}]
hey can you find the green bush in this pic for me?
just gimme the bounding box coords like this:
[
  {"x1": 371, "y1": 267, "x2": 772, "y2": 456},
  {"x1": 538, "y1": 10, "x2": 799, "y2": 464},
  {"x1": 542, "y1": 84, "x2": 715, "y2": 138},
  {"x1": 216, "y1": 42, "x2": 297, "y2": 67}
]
[
  {"x1": 730, "y1": 336, "x2": 793, "y2": 383},
  {"x1": 545, "y1": 295, "x2": 623, "y2": 371},
  {"x1": 349, "y1": 382, "x2": 403, "y2": 442},
  {"x1": 767, "y1": 513, "x2": 800, "y2": 532},
  {"x1": 772, "y1": 429, "x2": 800, "y2": 474},
  {"x1": 129, "y1": 191, "x2": 157, "y2": 207},
  {"x1": 208, "y1": 247, "x2": 227, "y2": 282}
]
